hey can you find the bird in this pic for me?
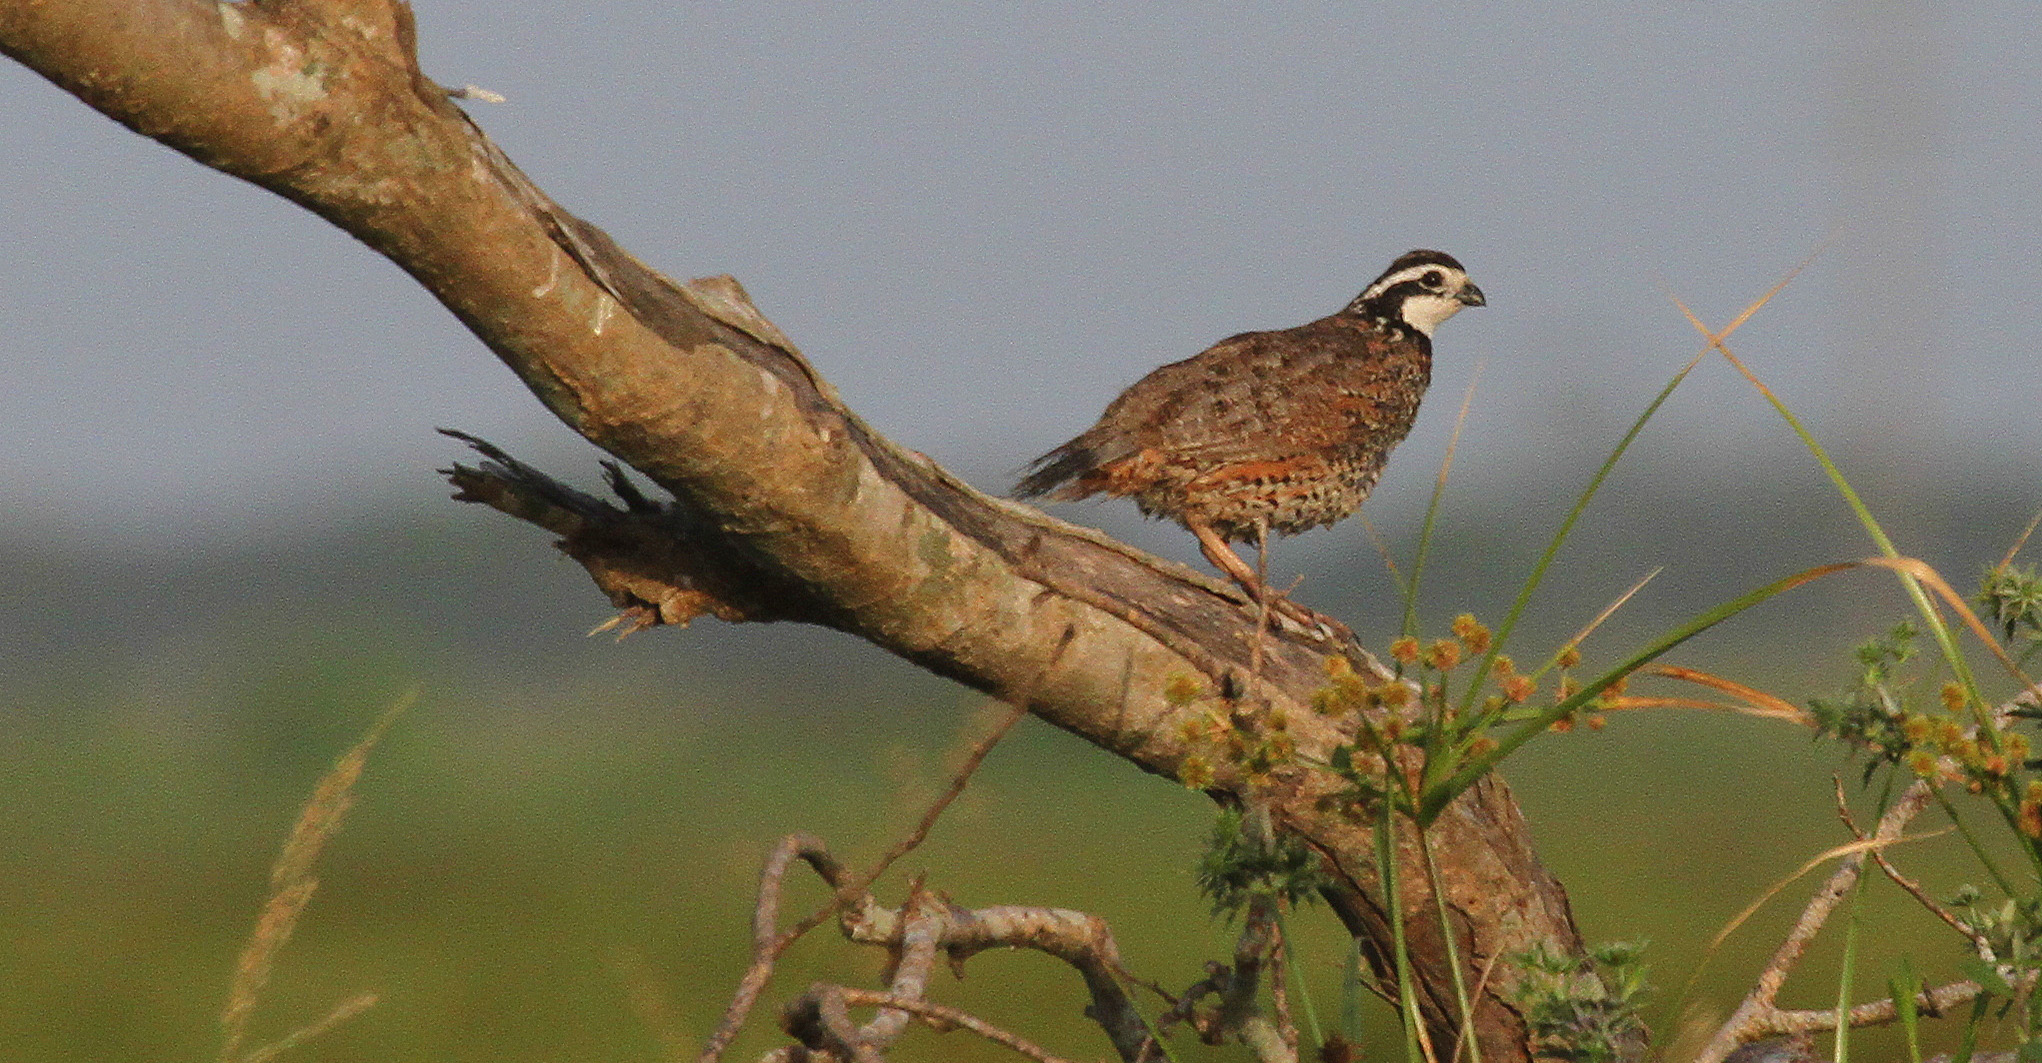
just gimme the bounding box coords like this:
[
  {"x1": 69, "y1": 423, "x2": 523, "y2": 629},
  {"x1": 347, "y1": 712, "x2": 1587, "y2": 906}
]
[{"x1": 1015, "y1": 249, "x2": 1484, "y2": 626}]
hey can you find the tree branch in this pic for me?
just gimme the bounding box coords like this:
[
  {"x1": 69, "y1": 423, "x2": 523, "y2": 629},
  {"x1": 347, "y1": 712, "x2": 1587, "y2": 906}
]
[
  {"x1": 702, "y1": 699, "x2": 1031, "y2": 1061},
  {"x1": 1764, "y1": 979, "x2": 1991, "y2": 1038},
  {"x1": 744, "y1": 834, "x2": 1159, "y2": 1062},
  {"x1": 1696, "y1": 780, "x2": 1938, "y2": 1063},
  {"x1": 777, "y1": 989, "x2": 1084, "y2": 1063},
  {"x1": 0, "y1": 2, "x2": 1598, "y2": 1057},
  {"x1": 1836, "y1": 778, "x2": 1990, "y2": 951}
]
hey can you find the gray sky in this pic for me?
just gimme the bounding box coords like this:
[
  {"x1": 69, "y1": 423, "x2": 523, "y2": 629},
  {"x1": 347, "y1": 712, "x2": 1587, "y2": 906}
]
[{"x1": 3, "y1": 1, "x2": 2038, "y2": 550}]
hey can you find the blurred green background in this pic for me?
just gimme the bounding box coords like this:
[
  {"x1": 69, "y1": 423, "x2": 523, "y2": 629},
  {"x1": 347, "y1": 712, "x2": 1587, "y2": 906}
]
[
  {"x1": 6, "y1": 474, "x2": 2037, "y2": 1063},
  {"x1": 7, "y1": 2, "x2": 2042, "y2": 1059}
]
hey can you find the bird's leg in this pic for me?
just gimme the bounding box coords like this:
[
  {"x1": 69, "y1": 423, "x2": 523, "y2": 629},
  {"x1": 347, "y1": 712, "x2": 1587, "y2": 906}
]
[
  {"x1": 1189, "y1": 520, "x2": 1346, "y2": 639},
  {"x1": 1249, "y1": 520, "x2": 1274, "y2": 680},
  {"x1": 1253, "y1": 519, "x2": 1271, "y2": 591},
  {"x1": 1192, "y1": 519, "x2": 1266, "y2": 591}
]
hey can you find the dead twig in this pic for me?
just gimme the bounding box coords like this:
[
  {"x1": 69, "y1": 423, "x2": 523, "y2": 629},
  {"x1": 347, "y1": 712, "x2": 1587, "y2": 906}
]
[
  {"x1": 775, "y1": 982, "x2": 881, "y2": 1063},
  {"x1": 698, "y1": 694, "x2": 1033, "y2": 1063},
  {"x1": 1183, "y1": 897, "x2": 1296, "y2": 1063},
  {"x1": 854, "y1": 886, "x2": 944, "y2": 1049},
  {"x1": 1269, "y1": 923, "x2": 1299, "y2": 1061},
  {"x1": 1694, "y1": 779, "x2": 1938, "y2": 1063},
  {"x1": 842, "y1": 897, "x2": 1153, "y2": 1060},
  {"x1": 774, "y1": 987, "x2": 1083, "y2": 1063},
  {"x1": 702, "y1": 644, "x2": 1061, "y2": 1060},
  {"x1": 1708, "y1": 694, "x2": 2042, "y2": 1061},
  {"x1": 761, "y1": 888, "x2": 1158, "y2": 1061},
  {"x1": 851, "y1": 698, "x2": 1035, "y2": 910},
  {"x1": 1834, "y1": 778, "x2": 1987, "y2": 950},
  {"x1": 699, "y1": 835, "x2": 847, "y2": 1063},
  {"x1": 1763, "y1": 979, "x2": 1993, "y2": 1037},
  {"x1": 1724, "y1": 973, "x2": 2042, "y2": 1061}
]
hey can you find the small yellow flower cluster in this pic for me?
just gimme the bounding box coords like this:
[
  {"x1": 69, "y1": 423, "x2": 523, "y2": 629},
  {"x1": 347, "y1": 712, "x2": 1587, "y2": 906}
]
[
  {"x1": 1892, "y1": 711, "x2": 2030, "y2": 785},
  {"x1": 1452, "y1": 613, "x2": 1492, "y2": 655},
  {"x1": 1313, "y1": 655, "x2": 1410, "y2": 716},
  {"x1": 1326, "y1": 614, "x2": 1608, "y2": 742},
  {"x1": 1167, "y1": 672, "x2": 1297, "y2": 790},
  {"x1": 1424, "y1": 638, "x2": 1461, "y2": 671},
  {"x1": 2022, "y1": 780, "x2": 2042, "y2": 840},
  {"x1": 1390, "y1": 636, "x2": 1420, "y2": 666}
]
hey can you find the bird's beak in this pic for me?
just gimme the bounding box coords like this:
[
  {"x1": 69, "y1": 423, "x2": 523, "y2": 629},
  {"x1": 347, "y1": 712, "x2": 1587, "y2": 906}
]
[{"x1": 1458, "y1": 283, "x2": 1487, "y2": 307}]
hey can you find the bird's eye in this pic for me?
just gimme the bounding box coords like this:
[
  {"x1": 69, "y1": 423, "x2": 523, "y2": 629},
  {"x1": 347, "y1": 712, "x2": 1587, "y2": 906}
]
[{"x1": 1421, "y1": 271, "x2": 1445, "y2": 288}]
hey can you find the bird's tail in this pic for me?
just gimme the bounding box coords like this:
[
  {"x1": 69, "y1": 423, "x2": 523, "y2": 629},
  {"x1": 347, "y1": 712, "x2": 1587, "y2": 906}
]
[{"x1": 1013, "y1": 439, "x2": 1100, "y2": 501}]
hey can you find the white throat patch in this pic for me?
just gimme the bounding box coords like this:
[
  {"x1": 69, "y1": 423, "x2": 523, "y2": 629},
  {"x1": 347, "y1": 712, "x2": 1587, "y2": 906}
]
[{"x1": 1399, "y1": 292, "x2": 1470, "y2": 337}]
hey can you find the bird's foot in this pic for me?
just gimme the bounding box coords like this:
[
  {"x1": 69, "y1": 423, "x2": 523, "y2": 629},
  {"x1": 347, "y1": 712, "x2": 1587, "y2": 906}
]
[
  {"x1": 1249, "y1": 585, "x2": 1354, "y2": 644},
  {"x1": 1189, "y1": 522, "x2": 1353, "y2": 643}
]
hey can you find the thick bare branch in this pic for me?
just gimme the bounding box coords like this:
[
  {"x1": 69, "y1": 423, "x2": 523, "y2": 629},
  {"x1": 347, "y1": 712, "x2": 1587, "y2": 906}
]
[{"x1": 0, "y1": 3, "x2": 1597, "y2": 1057}]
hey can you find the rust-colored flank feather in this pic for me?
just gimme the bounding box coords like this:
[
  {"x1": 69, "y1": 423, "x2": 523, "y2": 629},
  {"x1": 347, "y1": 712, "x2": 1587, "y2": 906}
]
[{"x1": 1016, "y1": 249, "x2": 1484, "y2": 619}]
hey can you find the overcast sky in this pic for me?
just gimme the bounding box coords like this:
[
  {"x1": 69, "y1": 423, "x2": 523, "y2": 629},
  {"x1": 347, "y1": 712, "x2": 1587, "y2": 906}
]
[{"x1": 3, "y1": 1, "x2": 2038, "y2": 551}]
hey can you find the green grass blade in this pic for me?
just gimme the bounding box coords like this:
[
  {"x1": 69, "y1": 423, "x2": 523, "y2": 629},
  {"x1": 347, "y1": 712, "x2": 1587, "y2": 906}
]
[
  {"x1": 1832, "y1": 875, "x2": 1864, "y2": 1063},
  {"x1": 1342, "y1": 936, "x2": 1365, "y2": 1048},
  {"x1": 1378, "y1": 808, "x2": 1425, "y2": 1063},
  {"x1": 1403, "y1": 371, "x2": 1482, "y2": 639},
  {"x1": 1890, "y1": 959, "x2": 1923, "y2": 1063},
  {"x1": 1690, "y1": 313, "x2": 1993, "y2": 732},
  {"x1": 1273, "y1": 902, "x2": 1325, "y2": 1052},
  {"x1": 1424, "y1": 561, "x2": 1861, "y2": 822},
  {"x1": 1456, "y1": 351, "x2": 1706, "y2": 722},
  {"x1": 1419, "y1": 826, "x2": 1481, "y2": 1063}
]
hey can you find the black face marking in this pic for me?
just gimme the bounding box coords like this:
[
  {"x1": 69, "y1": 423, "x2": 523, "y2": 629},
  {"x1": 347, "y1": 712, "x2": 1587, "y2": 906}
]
[{"x1": 1338, "y1": 250, "x2": 1479, "y2": 335}]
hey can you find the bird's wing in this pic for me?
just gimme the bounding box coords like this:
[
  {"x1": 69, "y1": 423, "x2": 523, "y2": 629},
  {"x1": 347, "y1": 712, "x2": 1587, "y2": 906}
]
[{"x1": 1135, "y1": 321, "x2": 1416, "y2": 465}]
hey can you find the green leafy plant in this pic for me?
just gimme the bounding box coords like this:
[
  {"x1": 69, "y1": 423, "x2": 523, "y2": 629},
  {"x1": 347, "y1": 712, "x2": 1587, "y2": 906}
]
[
  {"x1": 1513, "y1": 941, "x2": 1651, "y2": 1063},
  {"x1": 1980, "y1": 560, "x2": 2042, "y2": 663},
  {"x1": 1195, "y1": 807, "x2": 1332, "y2": 920}
]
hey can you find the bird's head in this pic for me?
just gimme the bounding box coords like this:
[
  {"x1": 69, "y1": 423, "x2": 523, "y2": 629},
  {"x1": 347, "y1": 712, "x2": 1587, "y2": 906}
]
[{"x1": 1345, "y1": 249, "x2": 1486, "y2": 337}]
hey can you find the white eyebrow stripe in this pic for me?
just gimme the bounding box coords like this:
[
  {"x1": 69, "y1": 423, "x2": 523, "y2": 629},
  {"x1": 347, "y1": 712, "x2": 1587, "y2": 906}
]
[{"x1": 1360, "y1": 264, "x2": 1455, "y2": 301}]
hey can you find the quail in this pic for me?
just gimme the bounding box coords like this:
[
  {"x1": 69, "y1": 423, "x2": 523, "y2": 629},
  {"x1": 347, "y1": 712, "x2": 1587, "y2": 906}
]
[{"x1": 1016, "y1": 249, "x2": 1484, "y2": 623}]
